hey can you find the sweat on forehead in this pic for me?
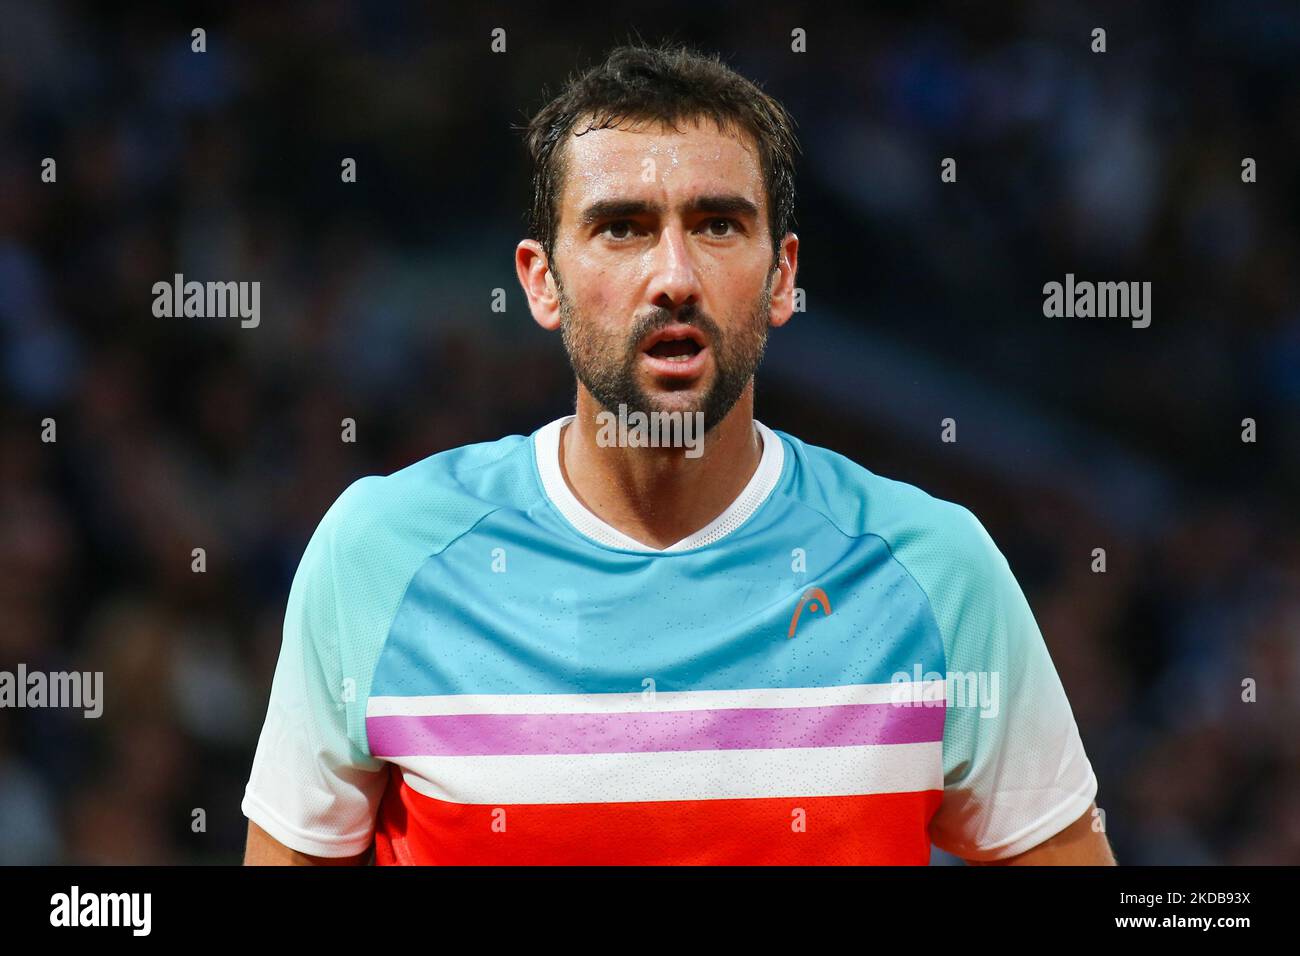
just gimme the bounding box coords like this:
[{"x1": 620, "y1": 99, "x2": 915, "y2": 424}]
[
  {"x1": 562, "y1": 112, "x2": 757, "y2": 166},
  {"x1": 553, "y1": 117, "x2": 764, "y2": 222}
]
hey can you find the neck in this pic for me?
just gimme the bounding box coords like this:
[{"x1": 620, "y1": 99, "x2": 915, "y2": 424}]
[{"x1": 559, "y1": 385, "x2": 762, "y2": 549}]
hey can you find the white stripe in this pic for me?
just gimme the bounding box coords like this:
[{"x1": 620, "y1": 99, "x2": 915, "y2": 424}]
[
  {"x1": 397, "y1": 740, "x2": 942, "y2": 804},
  {"x1": 367, "y1": 680, "x2": 947, "y2": 717}
]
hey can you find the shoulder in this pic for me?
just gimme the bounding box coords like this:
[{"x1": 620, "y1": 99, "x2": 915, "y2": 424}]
[
  {"x1": 775, "y1": 428, "x2": 1000, "y2": 572},
  {"x1": 284, "y1": 432, "x2": 542, "y2": 706},
  {"x1": 313, "y1": 431, "x2": 540, "y2": 563},
  {"x1": 773, "y1": 428, "x2": 1022, "y2": 663}
]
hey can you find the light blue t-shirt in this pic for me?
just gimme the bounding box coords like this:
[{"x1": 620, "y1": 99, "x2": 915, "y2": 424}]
[{"x1": 242, "y1": 417, "x2": 1097, "y2": 864}]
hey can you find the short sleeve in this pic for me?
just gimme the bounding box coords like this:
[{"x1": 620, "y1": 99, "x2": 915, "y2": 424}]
[
  {"x1": 925, "y1": 508, "x2": 1098, "y2": 861},
  {"x1": 242, "y1": 482, "x2": 389, "y2": 857}
]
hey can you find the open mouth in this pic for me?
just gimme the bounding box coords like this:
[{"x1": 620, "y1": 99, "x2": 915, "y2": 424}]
[
  {"x1": 645, "y1": 338, "x2": 704, "y2": 362},
  {"x1": 640, "y1": 324, "x2": 708, "y2": 364}
]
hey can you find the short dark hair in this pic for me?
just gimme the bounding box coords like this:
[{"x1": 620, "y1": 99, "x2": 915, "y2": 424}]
[{"x1": 522, "y1": 42, "x2": 800, "y2": 268}]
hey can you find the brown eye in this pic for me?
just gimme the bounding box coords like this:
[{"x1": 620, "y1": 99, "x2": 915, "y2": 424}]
[
  {"x1": 706, "y1": 218, "x2": 736, "y2": 236},
  {"x1": 603, "y1": 221, "x2": 634, "y2": 239}
]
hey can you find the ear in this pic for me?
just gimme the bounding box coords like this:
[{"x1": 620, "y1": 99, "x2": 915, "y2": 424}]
[
  {"x1": 516, "y1": 239, "x2": 562, "y2": 332},
  {"x1": 767, "y1": 232, "x2": 799, "y2": 329}
]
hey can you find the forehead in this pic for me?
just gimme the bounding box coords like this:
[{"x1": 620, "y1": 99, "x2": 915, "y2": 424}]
[{"x1": 557, "y1": 118, "x2": 764, "y2": 213}]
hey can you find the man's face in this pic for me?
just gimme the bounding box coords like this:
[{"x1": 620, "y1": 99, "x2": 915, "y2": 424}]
[{"x1": 548, "y1": 118, "x2": 777, "y2": 433}]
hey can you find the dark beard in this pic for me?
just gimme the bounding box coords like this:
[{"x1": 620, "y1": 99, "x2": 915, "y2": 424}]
[{"x1": 558, "y1": 283, "x2": 771, "y2": 435}]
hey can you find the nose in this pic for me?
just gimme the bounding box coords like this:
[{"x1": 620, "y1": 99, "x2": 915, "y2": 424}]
[{"x1": 645, "y1": 223, "x2": 702, "y2": 312}]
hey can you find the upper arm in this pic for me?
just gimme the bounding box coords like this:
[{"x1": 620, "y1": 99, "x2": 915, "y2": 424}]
[
  {"x1": 917, "y1": 505, "x2": 1100, "y2": 861},
  {"x1": 241, "y1": 480, "x2": 390, "y2": 859},
  {"x1": 965, "y1": 803, "x2": 1116, "y2": 865},
  {"x1": 244, "y1": 820, "x2": 372, "y2": 866}
]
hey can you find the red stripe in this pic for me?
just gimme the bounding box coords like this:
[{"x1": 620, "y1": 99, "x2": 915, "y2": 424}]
[{"x1": 373, "y1": 768, "x2": 941, "y2": 865}]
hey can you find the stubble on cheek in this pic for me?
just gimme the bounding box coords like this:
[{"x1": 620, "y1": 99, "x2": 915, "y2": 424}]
[{"x1": 557, "y1": 274, "x2": 773, "y2": 433}]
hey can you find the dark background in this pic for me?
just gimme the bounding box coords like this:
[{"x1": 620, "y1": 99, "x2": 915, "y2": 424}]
[{"x1": 1, "y1": 0, "x2": 1297, "y2": 864}]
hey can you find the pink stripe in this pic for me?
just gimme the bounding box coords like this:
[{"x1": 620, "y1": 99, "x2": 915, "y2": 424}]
[{"x1": 367, "y1": 701, "x2": 945, "y2": 757}]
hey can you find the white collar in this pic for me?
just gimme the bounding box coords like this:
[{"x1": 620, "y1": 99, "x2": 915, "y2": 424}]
[{"x1": 533, "y1": 415, "x2": 784, "y2": 552}]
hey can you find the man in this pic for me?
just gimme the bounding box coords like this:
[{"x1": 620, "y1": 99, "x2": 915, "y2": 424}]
[{"x1": 243, "y1": 43, "x2": 1114, "y2": 865}]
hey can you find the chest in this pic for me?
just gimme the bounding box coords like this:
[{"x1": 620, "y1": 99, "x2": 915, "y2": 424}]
[{"x1": 364, "y1": 529, "x2": 948, "y2": 864}]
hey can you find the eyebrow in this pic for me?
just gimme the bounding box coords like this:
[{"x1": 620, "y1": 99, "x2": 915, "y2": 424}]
[{"x1": 578, "y1": 194, "x2": 760, "y2": 227}]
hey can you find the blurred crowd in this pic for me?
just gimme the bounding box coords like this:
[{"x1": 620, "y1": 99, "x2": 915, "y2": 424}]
[{"x1": 0, "y1": 0, "x2": 1296, "y2": 864}]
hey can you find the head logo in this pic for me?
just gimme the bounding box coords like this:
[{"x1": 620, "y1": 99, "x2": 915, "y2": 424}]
[{"x1": 787, "y1": 586, "x2": 832, "y2": 638}]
